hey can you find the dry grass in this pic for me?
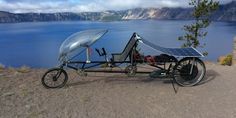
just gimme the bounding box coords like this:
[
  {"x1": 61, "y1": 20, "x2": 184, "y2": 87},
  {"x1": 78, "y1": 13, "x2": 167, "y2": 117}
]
[
  {"x1": 17, "y1": 65, "x2": 31, "y2": 73},
  {"x1": 0, "y1": 64, "x2": 5, "y2": 73},
  {"x1": 218, "y1": 54, "x2": 233, "y2": 66},
  {"x1": 0, "y1": 63, "x2": 5, "y2": 68},
  {"x1": 8, "y1": 67, "x2": 16, "y2": 72}
]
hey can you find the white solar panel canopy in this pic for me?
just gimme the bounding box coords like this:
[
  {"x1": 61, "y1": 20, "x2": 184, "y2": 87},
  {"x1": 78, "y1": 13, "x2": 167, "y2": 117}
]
[
  {"x1": 139, "y1": 37, "x2": 204, "y2": 57},
  {"x1": 59, "y1": 29, "x2": 108, "y2": 61}
]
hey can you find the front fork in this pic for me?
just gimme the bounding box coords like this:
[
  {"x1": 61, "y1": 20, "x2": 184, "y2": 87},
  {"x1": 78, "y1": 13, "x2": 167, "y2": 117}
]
[{"x1": 53, "y1": 62, "x2": 67, "y2": 80}]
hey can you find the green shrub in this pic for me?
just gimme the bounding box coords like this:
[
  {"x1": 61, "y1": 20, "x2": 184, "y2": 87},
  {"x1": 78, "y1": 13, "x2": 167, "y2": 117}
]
[{"x1": 219, "y1": 54, "x2": 233, "y2": 66}]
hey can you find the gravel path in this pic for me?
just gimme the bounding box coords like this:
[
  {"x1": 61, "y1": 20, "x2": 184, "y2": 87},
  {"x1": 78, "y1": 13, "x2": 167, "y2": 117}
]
[{"x1": 0, "y1": 64, "x2": 236, "y2": 118}]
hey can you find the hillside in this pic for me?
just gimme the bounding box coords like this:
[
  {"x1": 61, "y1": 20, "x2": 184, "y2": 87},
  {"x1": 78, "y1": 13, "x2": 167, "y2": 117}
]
[{"x1": 0, "y1": 1, "x2": 235, "y2": 23}]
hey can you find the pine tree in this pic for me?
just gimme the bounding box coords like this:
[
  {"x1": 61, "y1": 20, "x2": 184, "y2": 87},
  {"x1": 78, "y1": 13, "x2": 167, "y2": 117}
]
[{"x1": 178, "y1": 0, "x2": 219, "y2": 55}]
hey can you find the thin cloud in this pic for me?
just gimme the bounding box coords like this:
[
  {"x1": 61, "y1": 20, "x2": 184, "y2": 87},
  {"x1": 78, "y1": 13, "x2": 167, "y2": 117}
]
[{"x1": 0, "y1": 0, "x2": 233, "y2": 13}]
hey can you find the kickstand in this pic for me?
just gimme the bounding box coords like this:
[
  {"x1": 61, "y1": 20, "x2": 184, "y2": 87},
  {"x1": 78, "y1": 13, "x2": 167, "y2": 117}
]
[{"x1": 171, "y1": 78, "x2": 178, "y2": 94}]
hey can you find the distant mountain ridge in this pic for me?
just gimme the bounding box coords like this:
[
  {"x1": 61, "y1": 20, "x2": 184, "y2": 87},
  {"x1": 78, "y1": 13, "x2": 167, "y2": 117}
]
[{"x1": 0, "y1": 1, "x2": 235, "y2": 23}]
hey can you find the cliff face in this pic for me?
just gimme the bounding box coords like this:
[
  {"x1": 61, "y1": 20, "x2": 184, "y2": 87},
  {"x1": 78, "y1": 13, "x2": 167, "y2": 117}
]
[
  {"x1": 212, "y1": 1, "x2": 236, "y2": 21},
  {"x1": 0, "y1": 11, "x2": 124, "y2": 22},
  {"x1": 0, "y1": 11, "x2": 20, "y2": 23},
  {"x1": 121, "y1": 1, "x2": 236, "y2": 21},
  {"x1": 0, "y1": 12, "x2": 85, "y2": 23},
  {"x1": 0, "y1": 1, "x2": 235, "y2": 23},
  {"x1": 121, "y1": 8, "x2": 161, "y2": 19},
  {"x1": 120, "y1": 7, "x2": 193, "y2": 20}
]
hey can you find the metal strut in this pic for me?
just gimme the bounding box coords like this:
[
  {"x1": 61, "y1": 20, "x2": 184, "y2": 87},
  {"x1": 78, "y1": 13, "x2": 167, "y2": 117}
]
[{"x1": 86, "y1": 46, "x2": 91, "y2": 63}]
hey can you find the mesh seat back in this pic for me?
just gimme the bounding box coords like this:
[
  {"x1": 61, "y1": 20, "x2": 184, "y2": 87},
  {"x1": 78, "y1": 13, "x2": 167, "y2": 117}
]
[
  {"x1": 112, "y1": 34, "x2": 138, "y2": 62},
  {"x1": 119, "y1": 38, "x2": 137, "y2": 61}
]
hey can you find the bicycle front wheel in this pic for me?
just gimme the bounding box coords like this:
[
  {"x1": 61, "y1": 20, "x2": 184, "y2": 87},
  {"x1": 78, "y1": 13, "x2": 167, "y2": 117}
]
[{"x1": 42, "y1": 68, "x2": 68, "y2": 88}]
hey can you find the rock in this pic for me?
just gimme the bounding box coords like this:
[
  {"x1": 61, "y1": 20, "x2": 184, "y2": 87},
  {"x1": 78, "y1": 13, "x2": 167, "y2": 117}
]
[
  {"x1": 25, "y1": 105, "x2": 31, "y2": 109},
  {"x1": 2, "y1": 92, "x2": 15, "y2": 97}
]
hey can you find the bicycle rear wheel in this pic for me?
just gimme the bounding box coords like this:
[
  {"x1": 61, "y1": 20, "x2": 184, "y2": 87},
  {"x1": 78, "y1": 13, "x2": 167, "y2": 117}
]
[{"x1": 173, "y1": 58, "x2": 206, "y2": 87}]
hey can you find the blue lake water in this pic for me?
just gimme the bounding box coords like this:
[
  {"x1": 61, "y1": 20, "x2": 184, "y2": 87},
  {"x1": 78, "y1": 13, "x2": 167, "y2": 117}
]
[{"x1": 0, "y1": 20, "x2": 235, "y2": 68}]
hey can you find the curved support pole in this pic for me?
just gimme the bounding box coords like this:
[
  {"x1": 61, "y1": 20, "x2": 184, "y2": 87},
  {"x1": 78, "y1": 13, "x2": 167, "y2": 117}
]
[{"x1": 86, "y1": 46, "x2": 91, "y2": 63}]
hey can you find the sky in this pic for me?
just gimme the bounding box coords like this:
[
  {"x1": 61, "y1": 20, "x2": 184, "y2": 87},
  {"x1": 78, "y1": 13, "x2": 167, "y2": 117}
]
[{"x1": 0, "y1": 0, "x2": 234, "y2": 13}]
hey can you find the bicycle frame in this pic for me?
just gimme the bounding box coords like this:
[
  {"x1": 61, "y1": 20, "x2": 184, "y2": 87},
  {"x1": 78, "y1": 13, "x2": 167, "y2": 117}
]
[{"x1": 59, "y1": 58, "x2": 177, "y2": 75}]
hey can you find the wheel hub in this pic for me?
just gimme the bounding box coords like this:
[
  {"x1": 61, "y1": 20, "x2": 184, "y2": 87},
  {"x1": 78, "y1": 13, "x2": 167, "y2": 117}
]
[
  {"x1": 180, "y1": 64, "x2": 198, "y2": 81},
  {"x1": 53, "y1": 76, "x2": 58, "y2": 81}
]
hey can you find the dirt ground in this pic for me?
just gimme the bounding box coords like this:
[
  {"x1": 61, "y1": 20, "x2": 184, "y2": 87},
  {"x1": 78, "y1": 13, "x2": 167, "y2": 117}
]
[{"x1": 0, "y1": 63, "x2": 236, "y2": 118}]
